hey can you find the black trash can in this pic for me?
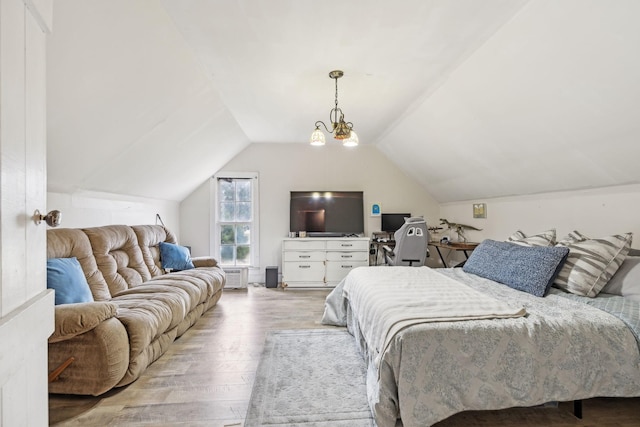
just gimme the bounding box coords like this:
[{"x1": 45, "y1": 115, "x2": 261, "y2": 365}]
[{"x1": 265, "y1": 266, "x2": 278, "y2": 288}]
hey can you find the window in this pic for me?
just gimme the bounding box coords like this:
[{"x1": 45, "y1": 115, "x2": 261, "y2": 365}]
[{"x1": 214, "y1": 173, "x2": 259, "y2": 267}]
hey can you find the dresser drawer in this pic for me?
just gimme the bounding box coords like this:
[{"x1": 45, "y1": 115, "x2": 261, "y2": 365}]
[
  {"x1": 283, "y1": 261, "x2": 325, "y2": 282},
  {"x1": 284, "y1": 251, "x2": 325, "y2": 262},
  {"x1": 326, "y1": 239, "x2": 369, "y2": 251},
  {"x1": 325, "y1": 260, "x2": 368, "y2": 283},
  {"x1": 283, "y1": 239, "x2": 326, "y2": 251},
  {"x1": 326, "y1": 251, "x2": 368, "y2": 262}
]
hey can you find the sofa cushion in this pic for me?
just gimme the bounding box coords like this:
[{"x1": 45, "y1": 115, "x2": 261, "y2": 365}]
[
  {"x1": 47, "y1": 228, "x2": 112, "y2": 301},
  {"x1": 132, "y1": 225, "x2": 178, "y2": 277},
  {"x1": 159, "y1": 242, "x2": 195, "y2": 271},
  {"x1": 47, "y1": 257, "x2": 95, "y2": 305},
  {"x1": 83, "y1": 225, "x2": 152, "y2": 295},
  {"x1": 112, "y1": 288, "x2": 191, "y2": 359},
  {"x1": 148, "y1": 268, "x2": 226, "y2": 307}
]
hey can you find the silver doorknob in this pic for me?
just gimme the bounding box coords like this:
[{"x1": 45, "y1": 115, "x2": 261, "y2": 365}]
[{"x1": 34, "y1": 209, "x2": 61, "y2": 227}]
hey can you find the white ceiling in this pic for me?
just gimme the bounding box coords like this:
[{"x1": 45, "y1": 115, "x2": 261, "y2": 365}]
[{"x1": 47, "y1": 0, "x2": 640, "y2": 202}]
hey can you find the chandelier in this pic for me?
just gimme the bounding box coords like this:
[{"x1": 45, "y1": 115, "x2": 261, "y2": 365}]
[{"x1": 310, "y1": 70, "x2": 359, "y2": 147}]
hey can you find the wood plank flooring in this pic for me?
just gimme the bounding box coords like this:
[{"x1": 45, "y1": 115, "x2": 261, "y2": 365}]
[{"x1": 49, "y1": 285, "x2": 640, "y2": 426}]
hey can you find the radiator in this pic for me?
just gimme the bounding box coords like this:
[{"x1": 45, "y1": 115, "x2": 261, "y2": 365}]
[{"x1": 223, "y1": 267, "x2": 248, "y2": 289}]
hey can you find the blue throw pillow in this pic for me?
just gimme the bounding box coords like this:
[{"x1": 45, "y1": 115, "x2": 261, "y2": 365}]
[
  {"x1": 463, "y1": 239, "x2": 569, "y2": 297},
  {"x1": 159, "y1": 241, "x2": 195, "y2": 271},
  {"x1": 47, "y1": 257, "x2": 94, "y2": 305}
]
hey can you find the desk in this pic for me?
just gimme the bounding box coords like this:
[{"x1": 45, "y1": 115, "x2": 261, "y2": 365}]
[
  {"x1": 429, "y1": 242, "x2": 479, "y2": 268},
  {"x1": 371, "y1": 239, "x2": 395, "y2": 265}
]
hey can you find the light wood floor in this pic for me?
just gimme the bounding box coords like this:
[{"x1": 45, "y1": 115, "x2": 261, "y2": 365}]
[{"x1": 49, "y1": 285, "x2": 640, "y2": 426}]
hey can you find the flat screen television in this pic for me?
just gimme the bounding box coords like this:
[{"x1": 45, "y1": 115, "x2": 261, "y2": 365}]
[
  {"x1": 381, "y1": 213, "x2": 411, "y2": 233},
  {"x1": 290, "y1": 191, "x2": 364, "y2": 237}
]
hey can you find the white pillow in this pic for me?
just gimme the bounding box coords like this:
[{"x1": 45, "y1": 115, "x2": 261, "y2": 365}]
[
  {"x1": 554, "y1": 231, "x2": 633, "y2": 297},
  {"x1": 600, "y1": 256, "x2": 640, "y2": 302},
  {"x1": 507, "y1": 229, "x2": 556, "y2": 247}
]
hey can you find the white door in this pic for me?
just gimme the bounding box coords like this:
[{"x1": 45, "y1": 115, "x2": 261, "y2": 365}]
[{"x1": 0, "y1": 0, "x2": 54, "y2": 425}]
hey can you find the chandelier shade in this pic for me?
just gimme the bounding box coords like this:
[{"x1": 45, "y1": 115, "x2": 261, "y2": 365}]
[
  {"x1": 343, "y1": 130, "x2": 359, "y2": 147},
  {"x1": 310, "y1": 127, "x2": 326, "y2": 146},
  {"x1": 310, "y1": 70, "x2": 358, "y2": 147}
]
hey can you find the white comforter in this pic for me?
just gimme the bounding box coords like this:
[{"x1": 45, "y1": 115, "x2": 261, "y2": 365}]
[
  {"x1": 340, "y1": 267, "x2": 526, "y2": 369},
  {"x1": 322, "y1": 266, "x2": 640, "y2": 427}
]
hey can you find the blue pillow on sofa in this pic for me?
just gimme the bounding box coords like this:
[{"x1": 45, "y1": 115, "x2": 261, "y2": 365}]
[
  {"x1": 463, "y1": 239, "x2": 569, "y2": 297},
  {"x1": 47, "y1": 257, "x2": 94, "y2": 305},
  {"x1": 159, "y1": 241, "x2": 195, "y2": 271}
]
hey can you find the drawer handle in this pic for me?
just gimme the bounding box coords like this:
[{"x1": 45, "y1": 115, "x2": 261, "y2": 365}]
[
  {"x1": 341, "y1": 265, "x2": 353, "y2": 268},
  {"x1": 299, "y1": 255, "x2": 311, "y2": 259},
  {"x1": 299, "y1": 265, "x2": 311, "y2": 269},
  {"x1": 341, "y1": 255, "x2": 353, "y2": 258},
  {"x1": 341, "y1": 243, "x2": 353, "y2": 247}
]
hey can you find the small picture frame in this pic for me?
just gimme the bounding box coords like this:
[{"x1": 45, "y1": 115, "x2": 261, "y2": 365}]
[
  {"x1": 371, "y1": 203, "x2": 381, "y2": 217},
  {"x1": 473, "y1": 203, "x2": 487, "y2": 218}
]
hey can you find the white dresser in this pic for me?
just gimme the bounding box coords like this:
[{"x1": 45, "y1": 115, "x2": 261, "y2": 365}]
[{"x1": 282, "y1": 237, "x2": 370, "y2": 288}]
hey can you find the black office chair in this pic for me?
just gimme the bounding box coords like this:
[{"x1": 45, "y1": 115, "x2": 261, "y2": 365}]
[{"x1": 383, "y1": 217, "x2": 429, "y2": 266}]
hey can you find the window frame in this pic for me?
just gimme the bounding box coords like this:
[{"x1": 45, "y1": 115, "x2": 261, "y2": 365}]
[{"x1": 211, "y1": 172, "x2": 260, "y2": 268}]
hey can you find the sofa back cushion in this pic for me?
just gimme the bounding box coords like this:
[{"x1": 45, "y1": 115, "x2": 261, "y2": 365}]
[
  {"x1": 132, "y1": 225, "x2": 178, "y2": 277},
  {"x1": 83, "y1": 225, "x2": 151, "y2": 295},
  {"x1": 47, "y1": 228, "x2": 112, "y2": 301}
]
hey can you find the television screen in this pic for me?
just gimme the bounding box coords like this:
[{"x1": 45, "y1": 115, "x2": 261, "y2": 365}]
[
  {"x1": 381, "y1": 213, "x2": 411, "y2": 233},
  {"x1": 290, "y1": 191, "x2": 364, "y2": 237}
]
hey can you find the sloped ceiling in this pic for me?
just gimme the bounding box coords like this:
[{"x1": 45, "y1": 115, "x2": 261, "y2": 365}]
[
  {"x1": 47, "y1": 0, "x2": 640, "y2": 203},
  {"x1": 47, "y1": 0, "x2": 250, "y2": 201}
]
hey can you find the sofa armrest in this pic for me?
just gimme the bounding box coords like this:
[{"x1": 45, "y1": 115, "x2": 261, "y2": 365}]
[
  {"x1": 192, "y1": 256, "x2": 218, "y2": 268},
  {"x1": 48, "y1": 317, "x2": 129, "y2": 395},
  {"x1": 49, "y1": 301, "x2": 118, "y2": 343}
]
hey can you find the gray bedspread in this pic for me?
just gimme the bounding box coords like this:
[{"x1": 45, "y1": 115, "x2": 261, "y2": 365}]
[
  {"x1": 551, "y1": 288, "x2": 640, "y2": 348},
  {"x1": 323, "y1": 267, "x2": 640, "y2": 427}
]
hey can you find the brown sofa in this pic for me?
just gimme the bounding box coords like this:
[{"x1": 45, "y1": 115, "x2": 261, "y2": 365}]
[{"x1": 47, "y1": 224, "x2": 225, "y2": 396}]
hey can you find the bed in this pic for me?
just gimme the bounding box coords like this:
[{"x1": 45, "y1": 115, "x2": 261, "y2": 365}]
[{"x1": 322, "y1": 237, "x2": 640, "y2": 427}]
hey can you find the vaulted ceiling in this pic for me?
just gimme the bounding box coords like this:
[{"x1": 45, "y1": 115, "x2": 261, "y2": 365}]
[{"x1": 47, "y1": 0, "x2": 640, "y2": 203}]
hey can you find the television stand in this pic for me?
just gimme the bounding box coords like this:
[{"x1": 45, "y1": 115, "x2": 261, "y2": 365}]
[{"x1": 282, "y1": 237, "x2": 370, "y2": 288}]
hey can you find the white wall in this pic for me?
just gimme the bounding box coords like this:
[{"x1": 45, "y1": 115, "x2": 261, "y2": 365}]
[
  {"x1": 179, "y1": 180, "x2": 212, "y2": 256},
  {"x1": 180, "y1": 143, "x2": 440, "y2": 280},
  {"x1": 48, "y1": 190, "x2": 180, "y2": 238},
  {"x1": 440, "y1": 183, "x2": 640, "y2": 246}
]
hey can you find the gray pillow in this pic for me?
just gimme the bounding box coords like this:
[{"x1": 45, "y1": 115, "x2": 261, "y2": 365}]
[
  {"x1": 554, "y1": 231, "x2": 632, "y2": 297},
  {"x1": 600, "y1": 256, "x2": 640, "y2": 302},
  {"x1": 463, "y1": 239, "x2": 569, "y2": 297}
]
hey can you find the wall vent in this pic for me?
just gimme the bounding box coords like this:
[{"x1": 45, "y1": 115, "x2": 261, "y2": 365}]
[{"x1": 222, "y1": 267, "x2": 248, "y2": 289}]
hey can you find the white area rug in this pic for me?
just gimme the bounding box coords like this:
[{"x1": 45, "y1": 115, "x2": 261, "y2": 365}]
[{"x1": 244, "y1": 329, "x2": 375, "y2": 426}]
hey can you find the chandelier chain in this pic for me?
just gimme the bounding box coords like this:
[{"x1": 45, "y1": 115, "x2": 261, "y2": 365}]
[{"x1": 335, "y1": 76, "x2": 339, "y2": 111}]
